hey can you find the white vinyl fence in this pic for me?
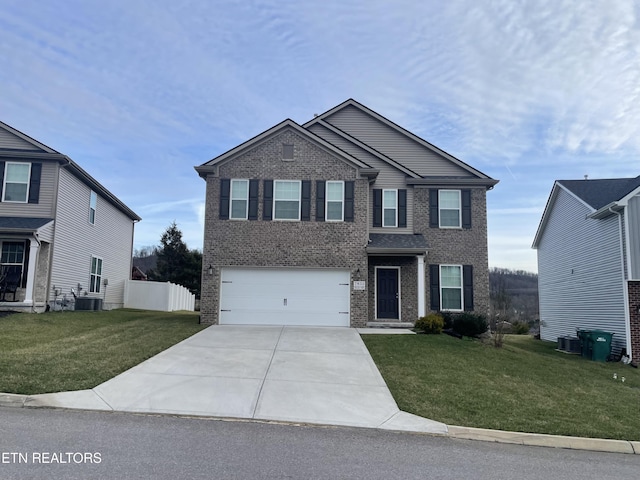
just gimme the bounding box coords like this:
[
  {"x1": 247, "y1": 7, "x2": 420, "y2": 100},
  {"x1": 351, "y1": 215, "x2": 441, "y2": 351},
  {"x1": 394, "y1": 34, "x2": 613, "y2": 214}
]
[{"x1": 124, "y1": 280, "x2": 195, "y2": 312}]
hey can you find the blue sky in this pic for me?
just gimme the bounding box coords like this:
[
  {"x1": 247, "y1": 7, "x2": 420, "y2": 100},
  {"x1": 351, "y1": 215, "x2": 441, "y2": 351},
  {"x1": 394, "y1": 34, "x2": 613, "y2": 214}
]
[{"x1": 2, "y1": 0, "x2": 639, "y2": 272}]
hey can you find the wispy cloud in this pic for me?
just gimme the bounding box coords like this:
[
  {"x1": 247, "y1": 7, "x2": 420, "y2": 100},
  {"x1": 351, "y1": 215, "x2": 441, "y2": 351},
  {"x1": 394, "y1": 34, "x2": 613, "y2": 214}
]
[{"x1": 1, "y1": 0, "x2": 639, "y2": 269}]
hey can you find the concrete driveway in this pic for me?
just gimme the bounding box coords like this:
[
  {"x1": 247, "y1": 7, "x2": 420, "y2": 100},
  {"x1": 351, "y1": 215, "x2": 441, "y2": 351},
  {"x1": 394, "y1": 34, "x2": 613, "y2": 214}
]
[{"x1": 26, "y1": 325, "x2": 446, "y2": 433}]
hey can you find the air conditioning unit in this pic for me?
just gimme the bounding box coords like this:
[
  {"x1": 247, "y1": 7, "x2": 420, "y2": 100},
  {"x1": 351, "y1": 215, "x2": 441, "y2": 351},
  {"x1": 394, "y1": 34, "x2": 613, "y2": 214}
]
[{"x1": 75, "y1": 297, "x2": 103, "y2": 311}]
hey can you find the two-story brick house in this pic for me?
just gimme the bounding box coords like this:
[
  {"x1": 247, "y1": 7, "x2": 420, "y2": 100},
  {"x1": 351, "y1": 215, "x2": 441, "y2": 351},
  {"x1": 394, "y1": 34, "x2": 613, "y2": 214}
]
[
  {"x1": 196, "y1": 100, "x2": 497, "y2": 327},
  {"x1": 0, "y1": 121, "x2": 140, "y2": 312}
]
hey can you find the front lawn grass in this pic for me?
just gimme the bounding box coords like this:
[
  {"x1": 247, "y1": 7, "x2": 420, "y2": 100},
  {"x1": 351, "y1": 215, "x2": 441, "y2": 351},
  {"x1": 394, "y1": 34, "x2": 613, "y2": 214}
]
[
  {"x1": 362, "y1": 334, "x2": 640, "y2": 440},
  {"x1": 0, "y1": 309, "x2": 206, "y2": 395}
]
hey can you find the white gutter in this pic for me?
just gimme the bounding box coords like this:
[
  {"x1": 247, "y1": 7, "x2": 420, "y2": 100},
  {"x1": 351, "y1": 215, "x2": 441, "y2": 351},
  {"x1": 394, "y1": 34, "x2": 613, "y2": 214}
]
[{"x1": 610, "y1": 206, "x2": 633, "y2": 361}]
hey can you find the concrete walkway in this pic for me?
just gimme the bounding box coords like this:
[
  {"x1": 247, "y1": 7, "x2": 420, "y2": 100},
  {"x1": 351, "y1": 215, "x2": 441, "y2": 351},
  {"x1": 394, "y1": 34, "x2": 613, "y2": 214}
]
[{"x1": 20, "y1": 325, "x2": 446, "y2": 434}]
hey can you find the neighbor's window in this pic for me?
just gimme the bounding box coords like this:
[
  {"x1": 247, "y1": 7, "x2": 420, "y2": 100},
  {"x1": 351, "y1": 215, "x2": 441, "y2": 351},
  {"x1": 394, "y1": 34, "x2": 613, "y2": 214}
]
[
  {"x1": 1, "y1": 241, "x2": 25, "y2": 280},
  {"x1": 382, "y1": 189, "x2": 397, "y2": 227},
  {"x1": 89, "y1": 191, "x2": 97, "y2": 224},
  {"x1": 440, "y1": 265, "x2": 462, "y2": 311},
  {"x1": 2, "y1": 162, "x2": 31, "y2": 203},
  {"x1": 439, "y1": 190, "x2": 461, "y2": 228},
  {"x1": 274, "y1": 180, "x2": 301, "y2": 220},
  {"x1": 230, "y1": 179, "x2": 249, "y2": 220},
  {"x1": 326, "y1": 181, "x2": 344, "y2": 221},
  {"x1": 90, "y1": 256, "x2": 103, "y2": 293}
]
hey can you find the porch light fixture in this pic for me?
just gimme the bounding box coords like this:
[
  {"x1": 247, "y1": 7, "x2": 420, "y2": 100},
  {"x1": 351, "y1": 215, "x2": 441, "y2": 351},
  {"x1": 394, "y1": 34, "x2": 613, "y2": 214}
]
[{"x1": 207, "y1": 265, "x2": 213, "y2": 276}]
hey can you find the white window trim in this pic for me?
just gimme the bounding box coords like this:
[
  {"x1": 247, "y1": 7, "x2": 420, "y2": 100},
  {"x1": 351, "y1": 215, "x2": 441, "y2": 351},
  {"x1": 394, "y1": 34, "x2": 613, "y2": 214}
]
[
  {"x1": 382, "y1": 189, "x2": 398, "y2": 228},
  {"x1": 89, "y1": 255, "x2": 103, "y2": 294},
  {"x1": 273, "y1": 180, "x2": 301, "y2": 221},
  {"x1": 325, "y1": 181, "x2": 344, "y2": 222},
  {"x1": 229, "y1": 179, "x2": 249, "y2": 220},
  {"x1": 89, "y1": 191, "x2": 97, "y2": 225},
  {"x1": 439, "y1": 264, "x2": 463, "y2": 312},
  {"x1": 439, "y1": 189, "x2": 462, "y2": 229},
  {"x1": 2, "y1": 162, "x2": 31, "y2": 203},
  {"x1": 1, "y1": 241, "x2": 25, "y2": 272}
]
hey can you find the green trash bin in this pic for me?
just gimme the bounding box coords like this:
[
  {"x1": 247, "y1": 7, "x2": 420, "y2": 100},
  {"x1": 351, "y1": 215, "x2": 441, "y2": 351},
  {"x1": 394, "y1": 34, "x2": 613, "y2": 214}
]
[
  {"x1": 577, "y1": 330, "x2": 614, "y2": 361},
  {"x1": 590, "y1": 331, "x2": 614, "y2": 362},
  {"x1": 576, "y1": 330, "x2": 593, "y2": 359}
]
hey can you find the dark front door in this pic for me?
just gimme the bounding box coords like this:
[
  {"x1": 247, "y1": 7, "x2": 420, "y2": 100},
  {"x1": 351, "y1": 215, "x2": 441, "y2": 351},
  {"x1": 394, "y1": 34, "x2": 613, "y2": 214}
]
[{"x1": 376, "y1": 268, "x2": 399, "y2": 319}]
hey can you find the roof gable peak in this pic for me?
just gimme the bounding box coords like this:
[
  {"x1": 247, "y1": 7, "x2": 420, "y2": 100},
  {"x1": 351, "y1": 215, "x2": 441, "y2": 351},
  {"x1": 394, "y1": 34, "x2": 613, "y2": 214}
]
[{"x1": 0, "y1": 121, "x2": 59, "y2": 153}]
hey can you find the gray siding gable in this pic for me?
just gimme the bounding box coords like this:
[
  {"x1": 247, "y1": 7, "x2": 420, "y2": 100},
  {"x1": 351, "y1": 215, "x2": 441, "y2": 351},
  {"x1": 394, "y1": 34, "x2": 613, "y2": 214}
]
[
  {"x1": 536, "y1": 186, "x2": 627, "y2": 353},
  {"x1": 0, "y1": 121, "x2": 139, "y2": 221},
  {"x1": 307, "y1": 123, "x2": 410, "y2": 184},
  {"x1": 628, "y1": 195, "x2": 640, "y2": 279},
  {"x1": 0, "y1": 121, "x2": 57, "y2": 153},
  {"x1": 304, "y1": 100, "x2": 495, "y2": 180},
  {"x1": 307, "y1": 120, "x2": 419, "y2": 178}
]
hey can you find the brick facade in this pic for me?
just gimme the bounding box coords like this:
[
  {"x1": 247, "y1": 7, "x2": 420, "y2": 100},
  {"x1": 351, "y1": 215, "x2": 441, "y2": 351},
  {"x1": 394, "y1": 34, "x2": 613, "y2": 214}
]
[
  {"x1": 199, "y1": 125, "x2": 494, "y2": 327},
  {"x1": 414, "y1": 187, "x2": 491, "y2": 318},
  {"x1": 629, "y1": 281, "x2": 640, "y2": 362},
  {"x1": 200, "y1": 129, "x2": 369, "y2": 326}
]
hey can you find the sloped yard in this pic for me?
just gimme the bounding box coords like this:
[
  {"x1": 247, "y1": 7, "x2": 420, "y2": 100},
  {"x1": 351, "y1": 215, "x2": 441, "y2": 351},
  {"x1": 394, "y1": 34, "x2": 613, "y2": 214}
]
[
  {"x1": 362, "y1": 334, "x2": 640, "y2": 441},
  {"x1": 0, "y1": 309, "x2": 205, "y2": 395}
]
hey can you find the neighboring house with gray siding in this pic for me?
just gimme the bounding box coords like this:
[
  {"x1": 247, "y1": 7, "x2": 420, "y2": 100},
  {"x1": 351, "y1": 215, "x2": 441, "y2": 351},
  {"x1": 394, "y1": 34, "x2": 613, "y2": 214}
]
[
  {"x1": 196, "y1": 99, "x2": 498, "y2": 328},
  {"x1": 0, "y1": 121, "x2": 140, "y2": 312},
  {"x1": 533, "y1": 176, "x2": 640, "y2": 362}
]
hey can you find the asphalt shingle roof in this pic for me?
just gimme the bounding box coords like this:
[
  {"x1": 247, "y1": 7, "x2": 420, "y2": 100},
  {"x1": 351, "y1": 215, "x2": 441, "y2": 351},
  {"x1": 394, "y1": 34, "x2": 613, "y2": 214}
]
[
  {"x1": 558, "y1": 175, "x2": 640, "y2": 210},
  {"x1": 367, "y1": 233, "x2": 428, "y2": 251},
  {"x1": 0, "y1": 217, "x2": 53, "y2": 231}
]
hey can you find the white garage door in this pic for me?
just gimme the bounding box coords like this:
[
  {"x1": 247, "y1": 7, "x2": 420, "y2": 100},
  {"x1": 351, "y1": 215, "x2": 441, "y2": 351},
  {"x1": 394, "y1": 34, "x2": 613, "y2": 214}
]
[{"x1": 219, "y1": 268, "x2": 350, "y2": 326}]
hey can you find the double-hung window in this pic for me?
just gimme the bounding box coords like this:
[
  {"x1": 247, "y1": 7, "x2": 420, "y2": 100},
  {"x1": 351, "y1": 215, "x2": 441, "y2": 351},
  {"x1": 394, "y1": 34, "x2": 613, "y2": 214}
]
[
  {"x1": 326, "y1": 181, "x2": 344, "y2": 221},
  {"x1": 230, "y1": 179, "x2": 249, "y2": 220},
  {"x1": 89, "y1": 191, "x2": 97, "y2": 224},
  {"x1": 382, "y1": 189, "x2": 397, "y2": 227},
  {"x1": 439, "y1": 190, "x2": 461, "y2": 228},
  {"x1": 440, "y1": 265, "x2": 463, "y2": 311},
  {"x1": 2, "y1": 162, "x2": 30, "y2": 203},
  {"x1": 274, "y1": 180, "x2": 301, "y2": 220},
  {"x1": 1, "y1": 241, "x2": 25, "y2": 282},
  {"x1": 90, "y1": 256, "x2": 103, "y2": 293}
]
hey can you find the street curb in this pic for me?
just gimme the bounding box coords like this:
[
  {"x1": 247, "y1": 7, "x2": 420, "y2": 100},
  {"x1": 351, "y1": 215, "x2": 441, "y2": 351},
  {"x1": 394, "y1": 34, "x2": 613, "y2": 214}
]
[
  {"x1": 2, "y1": 393, "x2": 639, "y2": 455},
  {"x1": 0, "y1": 393, "x2": 28, "y2": 408},
  {"x1": 447, "y1": 425, "x2": 638, "y2": 455}
]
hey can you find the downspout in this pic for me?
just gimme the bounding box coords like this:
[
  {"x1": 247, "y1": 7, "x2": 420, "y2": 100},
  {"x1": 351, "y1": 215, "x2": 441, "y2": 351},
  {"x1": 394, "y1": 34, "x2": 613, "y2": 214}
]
[{"x1": 610, "y1": 207, "x2": 633, "y2": 361}]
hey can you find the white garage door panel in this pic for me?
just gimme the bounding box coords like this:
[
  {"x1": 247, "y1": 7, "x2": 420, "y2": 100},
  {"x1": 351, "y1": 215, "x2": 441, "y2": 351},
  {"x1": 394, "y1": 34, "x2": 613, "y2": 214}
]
[{"x1": 220, "y1": 268, "x2": 350, "y2": 326}]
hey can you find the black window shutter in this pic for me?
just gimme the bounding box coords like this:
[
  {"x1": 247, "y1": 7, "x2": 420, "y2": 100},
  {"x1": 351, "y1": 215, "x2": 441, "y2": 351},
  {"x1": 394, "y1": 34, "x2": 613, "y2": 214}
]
[
  {"x1": 248, "y1": 179, "x2": 259, "y2": 220},
  {"x1": 301, "y1": 180, "x2": 311, "y2": 221},
  {"x1": 219, "y1": 179, "x2": 230, "y2": 219},
  {"x1": 398, "y1": 189, "x2": 407, "y2": 228},
  {"x1": 463, "y1": 265, "x2": 474, "y2": 311},
  {"x1": 429, "y1": 264, "x2": 440, "y2": 311},
  {"x1": 462, "y1": 189, "x2": 472, "y2": 229},
  {"x1": 263, "y1": 180, "x2": 273, "y2": 220},
  {"x1": 0, "y1": 161, "x2": 4, "y2": 200},
  {"x1": 429, "y1": 189, "x2": 439, "y2": 228},
  {"x1": 315, "y1": 181, "x2": 325, "y2": 221},
  {"x1": 28, "y1": 163, "x2": 42, "y2": 204},
  {"x1": 373, "y1": 189, "x2": 382, "y2": 227},
  {"x1": 344, "y1": 181, "x2": 355, "y2": 222}
]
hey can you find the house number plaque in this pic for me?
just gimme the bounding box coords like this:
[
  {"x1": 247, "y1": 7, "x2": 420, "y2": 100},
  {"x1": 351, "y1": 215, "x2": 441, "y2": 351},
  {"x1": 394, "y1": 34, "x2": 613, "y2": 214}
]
[{"x1": 353, "y1": 281, "x2": 366, "y2": 291}]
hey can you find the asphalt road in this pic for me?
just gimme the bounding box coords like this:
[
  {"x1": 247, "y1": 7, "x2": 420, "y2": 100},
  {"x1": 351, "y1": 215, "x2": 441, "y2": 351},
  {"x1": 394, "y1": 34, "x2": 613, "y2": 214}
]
[{"x1": 1, "y1": 408, "x2": 639, "y2": 480}]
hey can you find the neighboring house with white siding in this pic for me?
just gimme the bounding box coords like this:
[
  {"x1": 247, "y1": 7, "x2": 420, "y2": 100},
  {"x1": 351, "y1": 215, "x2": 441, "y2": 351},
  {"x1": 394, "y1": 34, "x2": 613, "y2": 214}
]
[
  {"x1": 196, "y1": 99, "x2": 498, "y2": 328},
  {"x1": 0, "y1": 121, "x2": 140, "y2": 312},
  {"x1": 533, "y1": 176, "x2": 640, "y2": 362}
]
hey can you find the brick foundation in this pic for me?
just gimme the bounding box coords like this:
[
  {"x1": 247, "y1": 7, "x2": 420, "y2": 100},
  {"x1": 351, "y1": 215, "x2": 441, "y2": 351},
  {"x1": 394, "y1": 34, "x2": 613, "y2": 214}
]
[{"x1": 629, "y1": 280, "x2": 640, "y2": 362}]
